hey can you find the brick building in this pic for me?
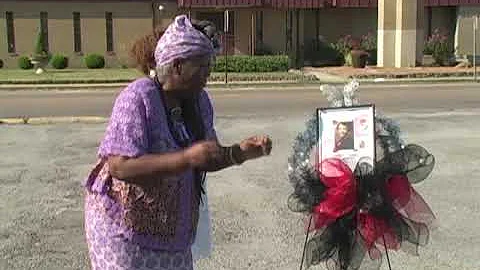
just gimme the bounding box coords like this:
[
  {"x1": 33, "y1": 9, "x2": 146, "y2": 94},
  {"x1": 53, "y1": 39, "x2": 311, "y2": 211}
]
[{"x1": 0, "y1": 0, "x2": 479, "y2": 68}]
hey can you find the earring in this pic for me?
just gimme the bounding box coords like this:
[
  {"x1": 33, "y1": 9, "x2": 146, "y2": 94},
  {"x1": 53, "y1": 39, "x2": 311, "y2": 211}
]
[{"x1": 149, "y1": 69, "x2": 156, "y2": 78}]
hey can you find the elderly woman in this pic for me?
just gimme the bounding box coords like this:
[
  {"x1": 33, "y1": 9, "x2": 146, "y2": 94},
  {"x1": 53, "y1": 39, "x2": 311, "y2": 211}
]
[{"x1": 84, "y1": 15, "x2": 272, "y2": 270}]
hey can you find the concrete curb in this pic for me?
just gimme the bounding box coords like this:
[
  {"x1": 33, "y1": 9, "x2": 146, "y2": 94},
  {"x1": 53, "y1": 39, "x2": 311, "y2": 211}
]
[
  {"x1": 0, "y1": 80, "x2": 321, "y2": 91},
  {"x1": 0, "y1": 116, "x2": 108, "y2": 125}
]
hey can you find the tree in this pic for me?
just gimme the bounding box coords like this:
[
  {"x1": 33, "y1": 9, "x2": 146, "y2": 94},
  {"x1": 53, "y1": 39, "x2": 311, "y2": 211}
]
[{"x1": 31, "y1": 28, "x2": 49, "y2": 73}]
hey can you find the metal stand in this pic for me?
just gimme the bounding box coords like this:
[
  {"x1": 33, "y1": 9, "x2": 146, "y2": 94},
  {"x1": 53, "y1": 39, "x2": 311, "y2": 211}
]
[
  {"x1": 474, "y1": 15, "x2": 478, "y2": 82},
  {"x1": 224, "y1": 10, "x2": 229, "y2": 84},
  {"x1": 299, "y1": 215, "x2": 312, "y2": 270}
]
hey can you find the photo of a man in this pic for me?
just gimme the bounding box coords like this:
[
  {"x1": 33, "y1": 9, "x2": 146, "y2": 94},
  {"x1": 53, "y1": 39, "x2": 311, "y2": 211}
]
[
  {"x1": 333, "y1": 121, "x2": 355, "y2": 152},
  {"x1": 318, "y1": 105, "x2": 375, "y2": 172}
]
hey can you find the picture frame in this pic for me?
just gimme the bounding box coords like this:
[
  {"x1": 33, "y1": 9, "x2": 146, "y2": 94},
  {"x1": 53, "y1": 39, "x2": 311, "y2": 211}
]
[{"x1": 316, "y1": 104, "x2": 376, "y2": 172}]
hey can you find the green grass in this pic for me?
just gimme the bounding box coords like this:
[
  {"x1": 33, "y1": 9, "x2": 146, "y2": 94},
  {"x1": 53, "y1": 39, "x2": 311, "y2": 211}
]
[{"x1": 0, "y1": 69, "x2": 318, "y2": 84}]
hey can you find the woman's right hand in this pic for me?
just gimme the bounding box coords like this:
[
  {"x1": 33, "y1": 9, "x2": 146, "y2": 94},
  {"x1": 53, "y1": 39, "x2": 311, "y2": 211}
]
[{"x1": 184, "y1": 140, "x2": 221, "y2": 169}]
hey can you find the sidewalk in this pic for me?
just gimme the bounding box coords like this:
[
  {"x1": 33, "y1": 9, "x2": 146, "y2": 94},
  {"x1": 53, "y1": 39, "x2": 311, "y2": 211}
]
[
  {"x1": 1, "y1": 66, "x2": 480, "y2": 92},
  {"x1": 0, "y1": 79, "x2": 323, "y2": 92},
  {"x1": 304, "y1": 66, "x2": 480, "y2": 83}
]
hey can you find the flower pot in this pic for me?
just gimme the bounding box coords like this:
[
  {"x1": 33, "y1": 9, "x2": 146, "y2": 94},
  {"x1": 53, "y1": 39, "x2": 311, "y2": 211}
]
[
  {"x1": 366, "y1": 50, "x2": 377, "y2": 66},
  {"x1": 350, "y1": 50, "x2": 368, "y2": 68},
  {"x1": 422, "y1": 54, "x2": 435, "y2": 66}
]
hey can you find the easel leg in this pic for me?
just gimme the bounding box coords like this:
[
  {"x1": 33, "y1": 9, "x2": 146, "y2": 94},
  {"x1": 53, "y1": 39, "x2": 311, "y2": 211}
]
[{"x1": 300, "y1": 215, "x2": 313, "y2": 270}]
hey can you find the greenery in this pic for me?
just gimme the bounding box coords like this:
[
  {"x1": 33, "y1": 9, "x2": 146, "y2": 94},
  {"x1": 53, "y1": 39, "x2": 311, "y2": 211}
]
[
  {"x1": 304, "y1": 38, "x2": 343, "y2": 67},
  {"x1": 33, "y1": 29, "x2": 49, "y2": 63},
  {"x1": 331, "y1": 35, "x2": 356, "y2": 65},
  {"x1": 84, "y1": 54, "x2": 106, "y2": 69},
  {"x1": 424, "y1": 28, "x2": 453, "y2": 66},
  {"x1": 18, "y1": 56, "x2": 34, "y2": 70},
  {"x1": 212, "y1": 55, "x2": 289, "y2": 73},
  {"x1": 50, "y1": 54, "x2": 69, "y2": 69},
  {"x1": 330, "y1": 32, "x2": 377, "y2": 66},
  {"x1": 0, "y1": 69, "x2": 317, "y2": 84}
]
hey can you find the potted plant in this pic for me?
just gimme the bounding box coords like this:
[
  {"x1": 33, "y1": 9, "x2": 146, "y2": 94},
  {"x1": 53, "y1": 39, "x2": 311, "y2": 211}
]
[
  {"x1": 30, "y1": 28, "x2": 49, "y2": 73},
  {"x1": 360, "y1": 32, "x2": 377, "y2": 65},
  {"x1": 350, "y1": 39, "x2": 368, "y2": 68},
  {"x1": 331, "y1": 35, "x2": 355, "y2": 66},
  {"x1": 424, "y1": 28, "x2": 453, "y2": 66}
]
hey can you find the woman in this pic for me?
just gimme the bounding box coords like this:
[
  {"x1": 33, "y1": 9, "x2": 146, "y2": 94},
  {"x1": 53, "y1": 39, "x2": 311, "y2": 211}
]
[
  {"x1": 84, "y1": 15, "x2": 272, "y2": 270},
  {"x1": 129, "y1": 21, "x2": 212, "y2": 263}
]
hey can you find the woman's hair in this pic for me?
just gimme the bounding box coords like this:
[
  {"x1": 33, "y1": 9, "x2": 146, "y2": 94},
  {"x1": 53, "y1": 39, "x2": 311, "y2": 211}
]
[{"x1": 129, "y1": 27, "x2": 165, "y2": 75}]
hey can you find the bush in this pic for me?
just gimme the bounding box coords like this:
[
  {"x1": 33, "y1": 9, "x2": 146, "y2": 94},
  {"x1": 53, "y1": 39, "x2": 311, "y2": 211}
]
[
  {"x1": 50, "y1": 54, "x2": 69, "y2": 69},
  {"x1": 18, "y1": 56, "x2": 33, "y2": 70},
  {"x1": 84, "y1": 54, "x2": 105, "y2": 69},
  {"x1": 0, "y1": 59, "x2": 3, "y2": 69},
  {"x1": 213, "y1": 55, "x2": 289, "y2": 73},
  {"x1": 424, "y1": 28, "x2": 453, "y2": 66}
]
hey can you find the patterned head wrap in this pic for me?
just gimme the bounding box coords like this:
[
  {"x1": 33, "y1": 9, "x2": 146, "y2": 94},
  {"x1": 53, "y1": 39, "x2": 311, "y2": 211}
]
[{"x1": 154, "y1": 15, "x2": 216, "y2": 68}]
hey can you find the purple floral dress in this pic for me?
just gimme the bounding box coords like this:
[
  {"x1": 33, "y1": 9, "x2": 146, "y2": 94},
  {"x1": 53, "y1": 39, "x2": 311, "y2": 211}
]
[{"x1": 84, "y1": 77, "x2": 216, "y2": 270}]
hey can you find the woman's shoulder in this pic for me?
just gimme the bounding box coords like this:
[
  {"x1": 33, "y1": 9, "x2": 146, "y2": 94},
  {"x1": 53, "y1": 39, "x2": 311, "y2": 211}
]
[
  {"x1": 125, "y1": 77, "x2": 157, "y2": 95},
  {"x1": 114, "y1": 77, "x2": 158, "y2": 104}
]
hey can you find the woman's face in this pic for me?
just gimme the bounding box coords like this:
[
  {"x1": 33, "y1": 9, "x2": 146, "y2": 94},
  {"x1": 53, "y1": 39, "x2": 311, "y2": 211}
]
[{"x1": 175, "y1": 55, "x2": 212, "y2": 95}]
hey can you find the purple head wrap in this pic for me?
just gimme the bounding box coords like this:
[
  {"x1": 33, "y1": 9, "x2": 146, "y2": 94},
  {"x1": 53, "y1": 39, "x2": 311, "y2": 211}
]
[{"x1": 154, "y1": 15, "x2": 215, "y2": 68}]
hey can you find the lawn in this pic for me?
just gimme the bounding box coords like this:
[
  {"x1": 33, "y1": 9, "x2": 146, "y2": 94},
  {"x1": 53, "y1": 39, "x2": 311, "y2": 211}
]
[{"x1": 0, "y1": 69, "x2": 318, "y2": 84}]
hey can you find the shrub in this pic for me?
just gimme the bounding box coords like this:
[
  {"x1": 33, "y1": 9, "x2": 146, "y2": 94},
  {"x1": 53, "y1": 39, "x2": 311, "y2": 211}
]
[
  {"x1": 84, "y1": 54, "x2": 105, "y2": 69},
  {"x1": 424, "y1": 28, "x2": 453, "y2": 66},
  {"x1": 50, "y1": 54, "x2": 69, "y2": 69},
  {"x1": 213, "y1": 55, "x2": 289, "y2": 73},
  {"x1": 18, "y1": 56, "x2": 33, "y2": 70},
  {"x1": 0, "y1": 59, "x2": 3, "y2": 69},
  {"x1": 360, "y1": 32, "x2": 377, "y2": 65}
]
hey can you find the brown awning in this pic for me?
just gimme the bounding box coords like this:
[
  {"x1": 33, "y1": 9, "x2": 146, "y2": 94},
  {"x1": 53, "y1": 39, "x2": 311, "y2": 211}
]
[
  {"x1": 425, "y1": 0, "x2": 480, "y2": 6},
  {"x1": 177, "y1": 0, "x2": 263, "y2": 8},
  {"x1": 177, "y1": 0, "x2": 328, "y2": 8},
  {"x1": 178, "y1": 0, "x2": 480, "y2": 8}
]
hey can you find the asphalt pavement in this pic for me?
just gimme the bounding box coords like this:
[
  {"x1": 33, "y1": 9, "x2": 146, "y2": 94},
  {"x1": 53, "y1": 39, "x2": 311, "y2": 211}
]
[
  {"x1": 0, "y1": 83, "x2": 479, "y2": 270},
  {"x1": 1, "y1": 82, "x2": 480, "y2": 119}
]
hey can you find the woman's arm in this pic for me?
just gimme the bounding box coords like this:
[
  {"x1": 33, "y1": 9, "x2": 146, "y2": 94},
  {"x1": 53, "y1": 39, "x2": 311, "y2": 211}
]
[
  {"x1": 200, "y1": 144, "x2": 246, "y2": 172},
  {"x1": 107, "y1": 150, "x2": 191, "y2": 185}
]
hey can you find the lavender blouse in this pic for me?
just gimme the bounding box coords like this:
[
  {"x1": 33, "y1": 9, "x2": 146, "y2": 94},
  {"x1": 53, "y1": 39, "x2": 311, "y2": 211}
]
[{"x1": 84, "y1": 77, "x2": 216, "y2": 251}]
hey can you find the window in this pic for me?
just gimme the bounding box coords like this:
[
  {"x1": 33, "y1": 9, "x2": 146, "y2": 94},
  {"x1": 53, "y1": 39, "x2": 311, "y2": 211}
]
[
  {"x1": 40, "y1": 12, "x2": 49, "y2": 52},
  {"x1": 6, "y1": 12, "x2": 15, "y2": 53},
  {"x1": 73, "y1": 12, "x2": 81, "y2": 52},
  {"x1": 255, "y1": 11, "x2": 264, "y2": 55},
  {"x1": 105, "y1": 12, "x2": 113, "y2": 52}
]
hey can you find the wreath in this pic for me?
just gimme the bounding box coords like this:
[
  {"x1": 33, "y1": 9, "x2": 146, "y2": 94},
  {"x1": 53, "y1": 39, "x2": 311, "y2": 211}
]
[{"x1": 287, "y1": 80, "x2": 436, "y2": 270}]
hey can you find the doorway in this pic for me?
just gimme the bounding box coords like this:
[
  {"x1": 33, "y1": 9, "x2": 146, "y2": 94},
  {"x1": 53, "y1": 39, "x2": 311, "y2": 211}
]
[{"x1": 196, "y1": 11, "x2": 235, "y2": 55}]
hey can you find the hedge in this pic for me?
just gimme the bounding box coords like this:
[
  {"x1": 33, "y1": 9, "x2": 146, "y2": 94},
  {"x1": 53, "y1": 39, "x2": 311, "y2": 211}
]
[
  {"x1": 18, "y1": 56, "x2": 34, "y2": 70},
  {"x1": 213, "y1": 55, "x2": 289, "y2": 73},
  {"x1": 84, "y1": 54, "x2": 105, "y2": 69},
  {"x1": 50, "y1": 54, "x2": 69, "y2": 69}
]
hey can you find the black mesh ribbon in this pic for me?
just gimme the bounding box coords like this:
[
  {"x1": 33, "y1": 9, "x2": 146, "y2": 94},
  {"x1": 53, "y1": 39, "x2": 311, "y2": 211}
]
[{"x1": 287, "y1": 115, "x2": 436, "y2": 270}]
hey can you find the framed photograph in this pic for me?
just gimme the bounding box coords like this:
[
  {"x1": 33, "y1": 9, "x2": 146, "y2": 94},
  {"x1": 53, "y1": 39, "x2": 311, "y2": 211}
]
[{"x1": 317, "y1": 105, "x2": 376, "y2": 171}]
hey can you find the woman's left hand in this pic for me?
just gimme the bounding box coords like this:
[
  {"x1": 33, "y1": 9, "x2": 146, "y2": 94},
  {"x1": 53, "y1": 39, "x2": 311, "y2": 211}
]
[{"x1": 239, "y1": 135, "x2": 272, "y2": 161}]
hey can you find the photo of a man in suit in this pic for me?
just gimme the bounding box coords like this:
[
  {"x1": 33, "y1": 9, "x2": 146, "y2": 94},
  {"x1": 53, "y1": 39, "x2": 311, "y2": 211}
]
[{"x1": 333, "y1": 121, "x2": 355, "y2": 152}]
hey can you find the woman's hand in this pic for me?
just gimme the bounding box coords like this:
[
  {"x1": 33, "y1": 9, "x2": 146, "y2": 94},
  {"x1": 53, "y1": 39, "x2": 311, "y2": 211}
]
[{"x1": 239, "y1": 135, "x2": 272, "y2": 161}]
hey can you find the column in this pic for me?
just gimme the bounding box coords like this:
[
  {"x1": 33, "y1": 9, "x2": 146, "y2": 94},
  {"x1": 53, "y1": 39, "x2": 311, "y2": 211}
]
[
  {"x1": 416, "y1": 0, "x2": 425, "y2": 65},
  {"x1": 378, "y1": 0, "x2": 419, "y2": 67},
  {"x1": 395, "y1": 0, "x2": 418, "y2": 67},
  {"x1": 377, "y1": 0, "x2": 397, "y2": 67}
]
